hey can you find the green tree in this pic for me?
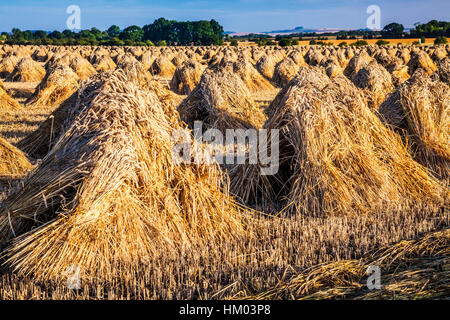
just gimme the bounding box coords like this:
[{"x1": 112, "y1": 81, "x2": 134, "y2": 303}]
[
  {"x1": 435, "y1": 36, "x2": 448, "y2": 44},
  {"x1": 108, "y1": 37, "x2": 125, "y2": 46},
  {"x1": 143, "y1": 17, "x2": 171, "y2": 43},
  {"x1": 209, "y1": 19, "x2": 224, "y2": 44},
  {"x1": 142, "y1": 18, "x2": 224, "y2": 45},
  {"x1": 177, "y1": 22, "x2": 194, "y2": 45},
  {"x1": 382, "y1": 23, "x2": 404, "y2": 38},
  {"x1": 256, "y1": 38, "x2": 267, "y2": 46},
  {"x1": 12, "y1": 28, "x2": 22, "y2": 39},
  {"x1": 90, "y1": 27, "x2": 103, "y2": 40},
  {"x1": 120, "y1": 25, "x2": 144, "y2": 42},
  {"x1": 194, "y1": 20, "x2": 216, "y2": 45},
  {"x1": 62, "y1": 29, "x2": 76, "y2": 38},
  {"x1": 49, "y1": 31, "x2": 62, "y2": 39},
  {"x1": 33, "y1": 30, "x2": 48, "y2": 39},
  {"x1": 278, "y1": 38, "x2": 292, "y2": 47},
  {"x1": 353, "y1": 40, "x2": 368, "y2": 46},
  {"x1": 376, "y1": 39, "x2": 390, "y2": 45},
  {"x1": 107, "y1": 25, "x2": 121, "y2": 38},
  {"x1": 3, "y1": 17, "x2": 225, "y2": 47},
  {"x1": 411, "y1": 20, "x2": 450, "y2": 38},
  {"x1": 230, "y1": 39, "x2": 238, "y2": 46},
  {"x1": 21, "y1": 30, "x2": 33, "y2": 40},
  {"x1": 78, "y1": 29, "x2": 96, "y2": 41}
]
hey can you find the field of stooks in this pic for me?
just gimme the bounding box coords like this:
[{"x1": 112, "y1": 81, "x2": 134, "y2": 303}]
[{"x1": 0, "y1": 43, "x2": 448, "y2": 300}]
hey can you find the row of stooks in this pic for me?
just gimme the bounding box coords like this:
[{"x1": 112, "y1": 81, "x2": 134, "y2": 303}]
[
  {"x1": 0, "y1": 43, "x2": 448, "y2": 95},
  {"x1": 0, "y1": 44, "x2": 448, "y2": 297}
]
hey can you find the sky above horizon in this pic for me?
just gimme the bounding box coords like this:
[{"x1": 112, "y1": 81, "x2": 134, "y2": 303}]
[{"x1": 0, "y1": 0, "x2": 448, "y2": 33}]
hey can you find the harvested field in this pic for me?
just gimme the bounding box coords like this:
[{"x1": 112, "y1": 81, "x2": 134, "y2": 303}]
[
  {"x1": 170, "y1": 60, "x2": 205, "y2": 95},
  {"x1": 238, "y1": 228, "x2": 449, "y2": 300},
  {"x1": 0, "y1": 80, "x2": 21, "y2": 110},
  {"x1": 0, "y1": 136, "x2": 33, "y2": 179},
  {"x1": 26, "y1": 65, "x2": 80, "y2": 107},
  {"x1": 379, "y1": 69, "x2": 450, "y2": 183},
  {"x1": 6, "y1": 58, "x2": 45, "y2": 83},
  {"x1": 230, "y1": 69, "x2": 446, "y2": 217},
  {"x1": 0, "y1": 44, "x2": 448, "y2": 301},
  {"x1": 351, "y1": 60, "x2": 395, "y2": 110},
  {"x1": 178, "y1": 62, "x2": 266, "y2": 131},
  {"x1": 1, "y1": 71, "x2": 246, "y2": 288}
]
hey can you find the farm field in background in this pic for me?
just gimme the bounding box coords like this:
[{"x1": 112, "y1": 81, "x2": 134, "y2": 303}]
[
  {"x1": 0, "y1": 42, "x2": 448, "y2": 299},
  {"x1": 231, "y1": 38, "x2": 439, "y2": 47}
]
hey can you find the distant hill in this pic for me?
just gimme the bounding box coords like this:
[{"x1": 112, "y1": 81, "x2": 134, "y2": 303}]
[
  {"x1": 228, "y1": 26, "x2": 358, "y2": 37},
  {"x1": 266, "y1": 26, "x2": 307, "y2": 34},
  {"x1": 262, "y1": 26, "x2": 354, "y2": 35}
]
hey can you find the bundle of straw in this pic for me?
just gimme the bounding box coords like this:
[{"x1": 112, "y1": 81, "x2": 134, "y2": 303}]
[
  {"x1": 26, "y1": 65, "x2": 80, "y2": 107},
  {"x1": 0, "y1": 80, "x2": 20, "y2": 110},
  {"x1": 69, "y1": 56, "x2": 97, "y2": 81},
  {"x1": 19, "y1": 62, "x2": 181, "y2": 159},
  {"x1": 408, "y1": 50, "x2": 437, "y2": 76},
  {"x1": 256, "y1": 55, "x2": 277, "y2": 80},
  {"x1": 288, "y1": 51, "x2": 306, "y2": 67},
  {"x1": 320, "y1": 57, "x2": 344, "y2": 79},
  {"x1": 171, "y1": 52, "x2": 189, "y2": 67},
  {"x1": 233, "y1": 58, "x2": 275, "y2": 93},
  {"x1": 396, "y1": 48, "x2": 411, "y2": 65},
  {"x1": 0, "y1": 54, "x2": 21, "y2": 78},
  {"x1": 431, "y1": 46, "x2": 447, "y2": 62},
  {"x1": 6, "y1": 57, "x2": 46, "y2": 83},
  {"x1": 178, "y1": 63, "x2": 266, "y2": 132},
  {"x1": 343, "y1": 50, "x2": 373, "y2": 78},
  {"x1": 89, "y1": 54, "x2": 116, "y2": 73},
  {"x1": 351, "y1": 60, "x2": 395, "y2": 110},
  {"x1": 232, "y1": 70, "x2": 445, "y2": 216},
  {"x1": 379, "y1": 69, "x2": 450, "y2": 183},
  {"x1": 0, "y1": 70, "x2": 246, "y2": 285},
  {"x1": 45, "y1": 52, "x2": 73, "y2": 70},
  {"x1": 31, "y1": 48, "x2": 50, "y2": 63},
  {"x1": 170, "y1": 60, "x2": 205, "y2": 95},
  {"x1": 305, "y1": 49, "x2": 325, "y2": 66},
  {"x1": 272, "y1": 58, "x2": 300, "y2": 88},
  {"x1": 150, "y1": 56, "x2": 176, "y2": 79},
  {"x1": 0, "y1": 136, "x2": 33, "y2": 179},
  {"x1": 139, "y1": 51, "x2": 157, "y2": 71},
  {"x1": 241, "y1": 229, "x2": 449, "y2": 300},
  {"x1": 436, "y1": 57, "x2": 450, "y2": 85}
]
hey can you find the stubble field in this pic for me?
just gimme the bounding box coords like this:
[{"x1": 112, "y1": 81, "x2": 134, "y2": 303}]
[{"x1": 0, "y1": 42, "x2": 448, "y2": 299}]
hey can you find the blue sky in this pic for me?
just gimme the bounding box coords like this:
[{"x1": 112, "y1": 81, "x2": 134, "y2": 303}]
[{"x1": 0, "y1": 0, "x2": 448, "y2": 33}]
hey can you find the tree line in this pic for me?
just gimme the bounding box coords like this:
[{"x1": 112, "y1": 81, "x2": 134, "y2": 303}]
[
  {"x1": 409, "y1": 20, "x2": 450, "y2": 38},
  {"x1": 0, "y1": 18, "x2": 224, "y2": 46},
  {"x1": 1, "y1": 19, "x2": 448, "y2": 47},
  {"x1": 230, "y1": 20, "x2": 449, "y2": 43}
]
